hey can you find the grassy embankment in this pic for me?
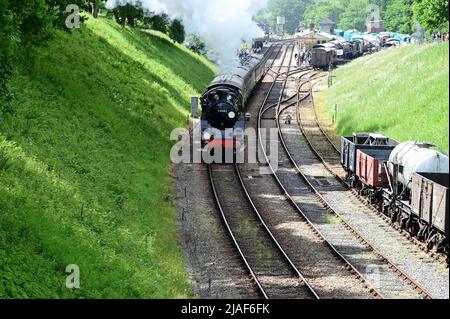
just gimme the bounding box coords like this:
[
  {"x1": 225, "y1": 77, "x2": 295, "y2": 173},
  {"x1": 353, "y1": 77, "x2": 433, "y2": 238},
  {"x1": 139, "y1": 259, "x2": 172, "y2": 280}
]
[
  {"x1": 0, "y1": 17, "x2": 215, "y2": 298},
  {"x1": 316, "y1": 42, "x2": 449, "y2": 153}
]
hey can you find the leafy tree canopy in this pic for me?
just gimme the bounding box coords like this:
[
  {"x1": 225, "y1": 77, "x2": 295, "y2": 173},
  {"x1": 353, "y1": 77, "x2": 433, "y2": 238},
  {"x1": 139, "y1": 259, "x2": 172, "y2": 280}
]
[
  {"x1": 264, "y1": 0, "x2": 313, "y2": 34},
  {"x1": 413, "y1": 0, "x2": 449, "y2": 32},
  {"x1": 384, "y1": 0, "x2": 415, "y2": 34},
  {"x1": 262, "y1": 0, "x2": 449, "y2": 34},
  {"x1": 143, "y1": 13, "x2": 171, "y2": 33},
  {"x1": 304, "y1": 0, "x2": 344, "y2": 26},
  {"x1": 186, "y1": 34, "x2": 208, "y2": 56},
  {"x1": 338, "y1": 0, "x2": 369, "y2": 31},
  {"x1": 168, "y1": 19, "x2": 186, "y2": 44}
]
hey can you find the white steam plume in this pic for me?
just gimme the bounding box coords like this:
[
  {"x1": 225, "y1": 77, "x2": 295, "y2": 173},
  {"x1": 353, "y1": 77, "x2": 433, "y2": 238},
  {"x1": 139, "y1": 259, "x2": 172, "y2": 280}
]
[{"x1": 105, "y1": 0, "x2": 268, "y2": 70}]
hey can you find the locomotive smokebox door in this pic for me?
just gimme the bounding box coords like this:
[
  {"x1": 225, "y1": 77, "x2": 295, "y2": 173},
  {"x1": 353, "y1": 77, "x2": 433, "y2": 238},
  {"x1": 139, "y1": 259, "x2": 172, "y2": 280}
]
[{"x1": 191, "y1": 97, "x2": 199, "y2": 118}]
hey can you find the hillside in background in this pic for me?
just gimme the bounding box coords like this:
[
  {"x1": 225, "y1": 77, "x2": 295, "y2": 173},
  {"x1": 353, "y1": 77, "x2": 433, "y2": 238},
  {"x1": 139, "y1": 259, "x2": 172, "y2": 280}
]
[
  {"x1": 317, "y1": 43, "x2": 449, "y2": 153},
  {"x1": 0, "y1": 17, "x2": 215, "y2": 298}
]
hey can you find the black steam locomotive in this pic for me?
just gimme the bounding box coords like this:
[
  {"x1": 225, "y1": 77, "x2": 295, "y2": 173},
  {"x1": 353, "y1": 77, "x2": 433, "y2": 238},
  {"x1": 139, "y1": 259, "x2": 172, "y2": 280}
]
[{"x1": 200, "y1": 46, "x2": 273, "y2": 151}]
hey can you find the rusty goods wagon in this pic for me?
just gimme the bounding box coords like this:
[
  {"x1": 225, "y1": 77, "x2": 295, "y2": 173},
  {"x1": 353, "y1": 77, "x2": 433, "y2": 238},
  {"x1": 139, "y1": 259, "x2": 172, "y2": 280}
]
[
  {"x1": 356, "y1": 149, "x2": 392, "y2": 188},
  {"x1": 411, "y1": 172, "x2": 449, "y2": 240}
]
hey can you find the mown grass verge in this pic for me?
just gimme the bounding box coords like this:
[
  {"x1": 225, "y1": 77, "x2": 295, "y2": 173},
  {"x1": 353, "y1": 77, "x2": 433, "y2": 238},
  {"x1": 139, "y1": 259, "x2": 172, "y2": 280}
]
[
  {"x1": 0, "y1": 16, "x2": 215, "y2": 298},
  {"x1": 317, "y1": 43, "x2": 449, "y2": 153}
]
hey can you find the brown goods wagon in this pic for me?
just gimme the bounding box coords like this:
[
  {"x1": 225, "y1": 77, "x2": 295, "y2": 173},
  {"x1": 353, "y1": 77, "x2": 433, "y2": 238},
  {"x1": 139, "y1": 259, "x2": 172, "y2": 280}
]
[
  {"x1": 411, "y1": 172, "x2": 449, "y2": 236},
  {"x1": 356, "y1": 149, "x2": 391, "y2": 188},
  {"x1": 341, "y1": 133, "x2": 398, "y2": 174}
]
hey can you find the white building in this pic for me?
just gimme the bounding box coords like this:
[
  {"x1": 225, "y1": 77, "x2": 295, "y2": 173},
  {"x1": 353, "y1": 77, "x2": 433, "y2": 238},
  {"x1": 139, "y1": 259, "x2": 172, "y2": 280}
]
[{"x1": 295, "y1": 24, "x2": 335, "y2": 50}]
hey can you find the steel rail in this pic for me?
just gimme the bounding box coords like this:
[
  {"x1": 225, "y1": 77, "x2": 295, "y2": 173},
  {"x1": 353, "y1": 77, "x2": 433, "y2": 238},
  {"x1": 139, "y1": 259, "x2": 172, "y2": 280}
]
[
  {"x1": 207, "y1": 43, "x2": 319, "y2": 299},
  {"x1": 256, "y1": 72, "x2": 384, "y2": 299},
  {"x1": 203, "y1": 42, "x2": 283, "y2": 300},
  {"x1": 207, "y1": 164, "x2": 268, "y2": 299},
  {"x1": 233, "y1": 163, "x2": 320, "y2": 299},
  {"x1": 237, "y1": 42, "x2": 320, "y2": 299},
  {"x1": 307, "y1": 85, "x2": 449, "y2": 265},
  {"x1": 291, "y1": 76, "x2": 434, "y2": 299}
]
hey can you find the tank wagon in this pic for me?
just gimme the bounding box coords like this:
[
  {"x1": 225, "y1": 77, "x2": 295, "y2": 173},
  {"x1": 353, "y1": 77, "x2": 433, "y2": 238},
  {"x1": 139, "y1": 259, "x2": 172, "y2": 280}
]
[{"x1": 342, "y1": 134, "x2": 449, "y2": 255}]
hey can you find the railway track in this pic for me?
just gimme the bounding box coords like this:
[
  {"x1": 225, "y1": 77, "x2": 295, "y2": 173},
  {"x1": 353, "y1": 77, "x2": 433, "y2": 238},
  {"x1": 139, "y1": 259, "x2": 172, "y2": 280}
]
[
  {"x1": 204, "y1": 43, "x2": 446, "y2": 299},
  {"x1": 287, "y1": 75, "x2": 449, "y2": 299},
  {"x1": 206, "y1": 43, "x2": 320, "y2": 299},
  {"x1": 239, "y1": 45, "x2": 383, "y2": 299},
  {"x1": 254, "y1": 64, "x2": 440, "y2": 298},
  {"x1": 208, "y1": 164, "x2": 319, "y2": 299},
  {"x1": 307, "y1": 88, "x2": 450, "y2": 266}
]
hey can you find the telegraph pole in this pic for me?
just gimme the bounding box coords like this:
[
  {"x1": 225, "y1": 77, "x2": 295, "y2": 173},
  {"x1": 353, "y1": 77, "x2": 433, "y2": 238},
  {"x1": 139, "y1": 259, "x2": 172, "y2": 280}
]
[{"x1": 277, "y1": 16, "x2": 285, "y2": 38}]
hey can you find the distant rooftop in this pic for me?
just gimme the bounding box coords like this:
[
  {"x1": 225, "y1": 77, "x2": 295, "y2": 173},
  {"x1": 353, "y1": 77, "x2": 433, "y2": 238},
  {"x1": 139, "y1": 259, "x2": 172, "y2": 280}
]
[
  {"x1": 319, "y1": 18, "x2": 335, "y2": 25},
  {"x1": 296, "y1": 29, "x2": 335, "y2": 40}
]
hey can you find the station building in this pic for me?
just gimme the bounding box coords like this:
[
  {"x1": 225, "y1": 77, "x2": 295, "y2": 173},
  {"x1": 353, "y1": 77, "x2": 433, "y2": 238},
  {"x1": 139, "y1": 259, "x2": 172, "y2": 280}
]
[{"x1": 295, "y1": 23, "x2": 335, "y2": 50}]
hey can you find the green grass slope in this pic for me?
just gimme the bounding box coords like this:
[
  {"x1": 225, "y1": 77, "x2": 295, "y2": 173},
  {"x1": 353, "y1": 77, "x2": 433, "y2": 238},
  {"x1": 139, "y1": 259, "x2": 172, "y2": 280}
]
[
  {"x1": 0, "y1": 17, "x2": 215, "y2": 298},
  {"x1": 322, "y1": 43, "x2": 449, "y2": 153}
]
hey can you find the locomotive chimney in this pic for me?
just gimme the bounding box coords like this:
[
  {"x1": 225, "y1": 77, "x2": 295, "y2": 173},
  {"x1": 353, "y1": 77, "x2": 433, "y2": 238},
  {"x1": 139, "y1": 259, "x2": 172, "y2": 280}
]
[{"x1": 309, "y1": 23, "x2": 315, "y2": 31}]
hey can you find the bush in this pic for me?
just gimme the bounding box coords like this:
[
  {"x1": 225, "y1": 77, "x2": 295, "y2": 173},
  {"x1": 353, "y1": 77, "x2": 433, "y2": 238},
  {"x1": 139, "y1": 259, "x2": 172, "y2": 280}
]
[
  {"x1": 0, "y1": 6, "x2": 14, "y2": 101},
  {"x1": 186, "y1": 34, "x2": 207, "y2": 56},
  {"x1": 0, "y1": 0, "x2": 86, "y2": 104},
  {"x1": 46, "y1": 0, "x2": 86, "y2": 29}
]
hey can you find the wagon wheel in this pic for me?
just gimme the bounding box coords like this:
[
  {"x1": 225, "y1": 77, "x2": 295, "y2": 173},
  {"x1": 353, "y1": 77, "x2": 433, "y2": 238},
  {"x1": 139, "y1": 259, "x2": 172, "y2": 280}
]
[{"x1": 409, "y1": 221, "x2": 419, "y2": 237}]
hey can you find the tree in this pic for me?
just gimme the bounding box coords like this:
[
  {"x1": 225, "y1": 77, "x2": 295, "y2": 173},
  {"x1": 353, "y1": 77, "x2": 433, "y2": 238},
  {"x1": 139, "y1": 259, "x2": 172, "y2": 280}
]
[
  {"x1": 266, "y1": 0, "x2": 314, "y2": 34},
  {"x1": 384, "y1": 0, "x2": 415, "y2": 34},
  {"x1": 113, "y1": 3, "x2": 144, "y2": 27},
  {"x1": 168, "y1": 19, "x2": 185, "y2": 43},
  {"x1": 413, "y1": 0, "x2": 449, "y2": 32},
  {"x1": 87, "y1": 1, "x2": 106, "y2": 18},
  {"x1": 304, "y1": 0, "x2": 344, "y2": 27},
  {"x1": 254, "y1": 8, "x2": 271, "y2": 34},
  {"x1": 338, "y1": 0, "x2": 370, "y2": 31},
  {"x1": 143, "y1": 13, "x2": 170, "y2": 33},
  {"x1": 186, "y1": 34, "x2": 207, "y2": 56},
  {"x1": 372, "y1": 0, "x2": 393, "y2": 13}
]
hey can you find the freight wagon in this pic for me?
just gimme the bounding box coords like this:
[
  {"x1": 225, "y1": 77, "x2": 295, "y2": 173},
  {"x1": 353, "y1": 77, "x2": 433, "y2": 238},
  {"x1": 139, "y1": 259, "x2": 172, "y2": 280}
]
[{"x1": 342, "y1": 134, "x2": 449, "y2": 255}]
